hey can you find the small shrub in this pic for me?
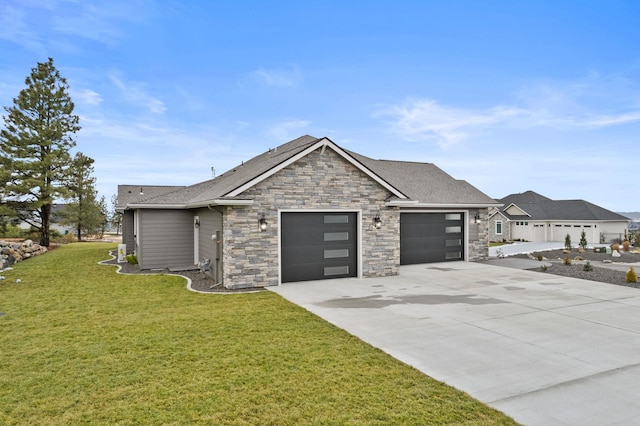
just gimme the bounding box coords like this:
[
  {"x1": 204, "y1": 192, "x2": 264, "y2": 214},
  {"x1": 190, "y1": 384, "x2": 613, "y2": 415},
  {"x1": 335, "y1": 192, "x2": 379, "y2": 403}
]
[
  {"x1": 564, "y1": 234, "x2": 572, "y2": 251},
  {"x1": 627, "y1": 267, "x2": 638, "y2": 283},
  {"x1": 563, "y1": 256, "x2": 572, "y2": 265},
  {"x1": 583, "y1": 261, "x2": 593, "y2": 272},
  {"x1": 622, "y1": 240, "x2": 631, "y2": 252},
  {"x1": 540, "y1": 265, "x2": 548, "y2": 272},
  {"x1": 126, "y1": 254, "x2": 138, "y2": 265},
  {"x1": 579, "y1": 230, "x2": 588, "y2": 250},
  {"x1": 612, "y1": 243, "x2": 620, "y2": 252},
  {"x1": 52, "y1": 233, "x2": 76, "y2": 244},
  {"x1": 0, "y1": 224, "x2": 29, "y2": 238},
  {"x1": 537, "y1": 254, "x2": 543, "y2": 261}
]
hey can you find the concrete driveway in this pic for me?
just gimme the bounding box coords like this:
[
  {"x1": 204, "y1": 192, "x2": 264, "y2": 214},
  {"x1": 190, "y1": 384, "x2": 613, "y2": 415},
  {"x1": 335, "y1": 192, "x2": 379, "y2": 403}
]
[{"x1": 270, "y1": 262, "x2": 640, "y2": 425}]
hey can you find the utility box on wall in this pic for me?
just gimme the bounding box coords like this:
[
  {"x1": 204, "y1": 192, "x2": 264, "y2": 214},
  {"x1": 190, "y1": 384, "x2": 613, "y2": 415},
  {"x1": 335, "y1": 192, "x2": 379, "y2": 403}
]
[{"x1": 117, "y1": 244, "x2": 126, "y2": 263}]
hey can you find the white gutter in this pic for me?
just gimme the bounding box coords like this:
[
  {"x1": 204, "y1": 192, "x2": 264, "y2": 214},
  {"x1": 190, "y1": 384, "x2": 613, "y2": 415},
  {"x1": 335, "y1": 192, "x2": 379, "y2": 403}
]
[
  {"x1": 126, "y1": 203, "x2": 189, "y2": 209},
  {"x1": 386, "y1": 201, "x2": 501, "y2": 208},
  {"x1": 208, "y1": 199, "x2": 254, "y2": 206},
  {"x1": 126, "y1": 199, "x2": 254, "y2": 210}
]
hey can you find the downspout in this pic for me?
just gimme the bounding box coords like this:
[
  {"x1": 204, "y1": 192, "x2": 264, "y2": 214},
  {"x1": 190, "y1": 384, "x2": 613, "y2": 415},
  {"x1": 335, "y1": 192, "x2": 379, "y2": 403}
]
[{"x1": 207, "y1": 204, "x2": 223, "y2": 286}]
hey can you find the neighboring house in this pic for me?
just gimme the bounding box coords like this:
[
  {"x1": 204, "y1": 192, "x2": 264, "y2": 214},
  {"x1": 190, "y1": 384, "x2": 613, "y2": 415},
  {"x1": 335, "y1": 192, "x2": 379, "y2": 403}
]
[
  {"x1": 15, "y1": 203, "x2": 74, "y2": 236},
  {"x1": 488, "y1": 191, "x2": 629, "y2": 244},
  {"x1": 118, "y1": 135, "x2": 499, "y2": 289}
]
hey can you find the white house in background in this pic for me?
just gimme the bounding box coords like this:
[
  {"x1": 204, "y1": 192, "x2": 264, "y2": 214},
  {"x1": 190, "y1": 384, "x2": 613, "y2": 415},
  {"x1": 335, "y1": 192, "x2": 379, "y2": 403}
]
[
  {"x1": 488, "y1": 191, "x2": 629, "y2": 244},
  {"x1": 16, "y1": 204, "x2": 74, "y2": 236}
]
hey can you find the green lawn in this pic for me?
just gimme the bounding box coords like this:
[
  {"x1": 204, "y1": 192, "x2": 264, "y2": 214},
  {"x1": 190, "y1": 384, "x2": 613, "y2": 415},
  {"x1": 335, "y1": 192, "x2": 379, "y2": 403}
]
[{"x1": 0, "y1": 243, "x2": 516, "y2": 425}]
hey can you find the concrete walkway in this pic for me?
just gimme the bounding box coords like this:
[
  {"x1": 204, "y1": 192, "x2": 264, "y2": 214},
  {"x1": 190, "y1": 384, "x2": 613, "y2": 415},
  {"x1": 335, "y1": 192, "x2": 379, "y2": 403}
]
[
  {"x1": 270, "y1": 262, "x2": 640, "y2": 425},
  {"x1": 489, "y1": 241, "x2": 565, "y2": 257},
  {"x1": 488, "y1": 241, "x2": 610, "y2": 258}
]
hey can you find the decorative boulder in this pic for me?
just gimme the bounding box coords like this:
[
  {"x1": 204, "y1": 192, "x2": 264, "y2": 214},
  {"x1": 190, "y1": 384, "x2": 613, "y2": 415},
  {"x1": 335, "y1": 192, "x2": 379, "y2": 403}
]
[
  {"x1": 0, "y1": 240, "x2": 47, "y2": 269},
  {"x1": 612, "y1": 250, "x2": 621, "y2": 258}
]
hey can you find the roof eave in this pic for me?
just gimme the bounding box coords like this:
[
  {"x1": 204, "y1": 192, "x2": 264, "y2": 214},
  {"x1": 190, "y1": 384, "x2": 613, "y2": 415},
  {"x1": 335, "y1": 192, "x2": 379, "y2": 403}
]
[
  {"x1": 387, "y1": 201, "x2": 501, "y2": 208},
  {"x1": 126, "y1": 199, "x2": 255, "y2": 209},
  {"x1": 125, "y1": 203, "x2": 190, "y2": 210}
]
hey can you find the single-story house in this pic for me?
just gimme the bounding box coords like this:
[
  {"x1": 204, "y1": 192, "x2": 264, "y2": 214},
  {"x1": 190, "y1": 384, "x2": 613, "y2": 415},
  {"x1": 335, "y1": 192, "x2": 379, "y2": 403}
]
[
  {"x1": 117, "y1": 135, "x2": 499, "y2": 289},
  {"x1": 488, "y1": 190, "x2": 629, "y2": 244},
  {"x1": 14, "y1": 203, "x2": 74, "y2": 236}
]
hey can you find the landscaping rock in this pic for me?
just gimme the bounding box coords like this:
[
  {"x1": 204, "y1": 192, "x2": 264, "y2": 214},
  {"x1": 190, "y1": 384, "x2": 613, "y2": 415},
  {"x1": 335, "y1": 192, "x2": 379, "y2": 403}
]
[
  {"x1": 0, "y1": 240, "x2": 47, "y2": 269},
  {"x1": 612, "y1": 250, "x2": 621, "y2": 258}
]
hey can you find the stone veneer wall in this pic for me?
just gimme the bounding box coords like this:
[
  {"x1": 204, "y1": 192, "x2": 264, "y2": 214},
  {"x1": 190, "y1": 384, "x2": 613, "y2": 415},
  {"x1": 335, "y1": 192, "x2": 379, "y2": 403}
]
[
  {"x1": 468, "y1": 209, "x2": 489, "y2": 261},
  {"x1": 222, "y1": 148, "x2": 399, "y2": 289}
]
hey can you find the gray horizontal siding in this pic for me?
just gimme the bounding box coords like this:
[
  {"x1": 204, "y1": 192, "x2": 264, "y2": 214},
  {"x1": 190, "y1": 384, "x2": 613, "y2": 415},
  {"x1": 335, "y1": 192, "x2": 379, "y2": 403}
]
[
  {"x1": 138, "y1": 209, "x2": 194, "y2": 269},
  {"x1": 122, "y1": 210, "x2": 135, "y2": 252},
  {"x1": 196, "y1": 208, "x2": 222, "y2": 262}
]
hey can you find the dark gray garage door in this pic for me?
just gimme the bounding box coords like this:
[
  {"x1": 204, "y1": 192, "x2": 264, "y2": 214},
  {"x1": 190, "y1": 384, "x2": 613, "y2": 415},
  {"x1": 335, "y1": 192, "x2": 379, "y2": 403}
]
[
  {"x1": 400, "y1": 213, "x2": 464, "y2": 265},
  {"x1": 281, "y1": 212, "x2": 358, "y2": 283}
]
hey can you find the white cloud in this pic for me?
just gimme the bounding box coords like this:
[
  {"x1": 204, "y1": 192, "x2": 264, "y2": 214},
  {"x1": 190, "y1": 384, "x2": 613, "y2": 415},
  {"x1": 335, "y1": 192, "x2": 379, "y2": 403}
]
[
  {"x1": 375, "y1": 99, "x2": 522, "y2": 147},
  {"x1": 377, "y1": 72, "x2": 640, "y2": 147},
  {"x1": 266, "y1": 119, "x2": 311, "y2": 141},
  {"x1": 251, "y1": 66, "x2": 301, "y2": 87},
  {"x1": 109, "y1": 73, "x2": 167, "y2": 114},
  {"x1": 0, "y1": 0, "x2": 157, "y2": 52},
  {"x1": 72, "y1": 88, "x2": 103, "y2": 106},
  {"x1": 0, "y1": 3, "x2": 45, "y2": 52},
  {"x1": 578, "y1": 111, "x2": 640, "y2": 127}
]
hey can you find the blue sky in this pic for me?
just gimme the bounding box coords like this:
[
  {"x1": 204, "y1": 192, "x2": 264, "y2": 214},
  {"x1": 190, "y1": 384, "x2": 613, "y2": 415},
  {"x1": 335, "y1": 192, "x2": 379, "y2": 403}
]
[{"x1": 1, "y1": 1, "x2": 639, "y2": 212}]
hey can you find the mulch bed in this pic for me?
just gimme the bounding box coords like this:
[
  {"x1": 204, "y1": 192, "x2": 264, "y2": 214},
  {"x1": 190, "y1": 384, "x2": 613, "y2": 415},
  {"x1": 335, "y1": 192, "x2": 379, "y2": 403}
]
[{"x1": 101, "y1": 251, "x2": 264, "y2": 293}]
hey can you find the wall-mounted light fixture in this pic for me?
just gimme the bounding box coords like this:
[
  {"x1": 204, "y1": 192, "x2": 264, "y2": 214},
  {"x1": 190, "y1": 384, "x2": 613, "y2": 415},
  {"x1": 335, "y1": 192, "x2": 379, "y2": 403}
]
[
  {"x1": 258, "y1": 212, "x2": 268, "y2": 232},
  {"x1": 373, "y1": 212, "x2": 382, "y2": 229},
  {"x1": 194, "y1": 216, "x2": 200, "y2": 228},
  {"x1": 474, "y1": 212, "x2": 481, "y2": 224}
]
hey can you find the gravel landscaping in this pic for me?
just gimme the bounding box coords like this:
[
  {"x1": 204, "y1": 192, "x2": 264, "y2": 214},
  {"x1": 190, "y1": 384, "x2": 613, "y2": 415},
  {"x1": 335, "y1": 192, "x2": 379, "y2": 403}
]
[{"x1": 512, "y1": 249, "x2": 640, "y2": 288}]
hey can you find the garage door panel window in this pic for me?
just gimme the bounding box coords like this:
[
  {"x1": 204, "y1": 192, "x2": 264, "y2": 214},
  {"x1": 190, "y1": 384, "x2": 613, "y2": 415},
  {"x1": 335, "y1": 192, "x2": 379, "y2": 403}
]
[
  {"x1": 445, "y1": 226, "x2": 462, "y2": 233},
  {"x1": 446, "y1": 251, "x2": 462, "y2": 260},
  {"x1": 324, "y1": 215, "x2": 349, "y2": 224},
  {"x1": 324, "y1": 265, "x2": 350, "y2": 276},
  {"x1": 445, "y1": 213, "x2": 461, "y2": 220},
  {"x1": 324, "y1": 232, "x2": 349, "y2": 241},
  {"x1": 324, "y1": 249, "x2": 349, "y2": 259}
]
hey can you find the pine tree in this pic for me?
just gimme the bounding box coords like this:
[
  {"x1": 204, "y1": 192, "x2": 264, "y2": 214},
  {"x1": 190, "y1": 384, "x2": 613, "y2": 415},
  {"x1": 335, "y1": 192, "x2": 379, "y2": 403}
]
[
  {"x1": 564, "y1": 233, "x2": 572, "y2": 251},
  {"x1": 0, "y1": 58, "x2": 80, "y2": 246},
  {"x1": 60, "y1": 152, "x2": 104, "y2": 241},
  {"x1": 109, "y1": 194, "x2": 122, "y2": 235},
  {"x1": 579, "y1": 230, "x2": 588, "y2": 250}
]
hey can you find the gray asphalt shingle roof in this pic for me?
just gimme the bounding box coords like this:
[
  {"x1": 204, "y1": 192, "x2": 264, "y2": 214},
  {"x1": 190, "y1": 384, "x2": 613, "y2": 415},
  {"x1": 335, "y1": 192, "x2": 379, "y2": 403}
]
[
  {"x1": 116, "y1": 185, "x2": 184, "y2": 211},
  {"x1": 125, "y1": 135, "x2": 497, "y2": 208},
  {"x1": 347, "y1": 151, "x2": 497, "y2": 205},
  {"x1": 498, "y1": 190, "x2": 629, "y2": 221}
]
